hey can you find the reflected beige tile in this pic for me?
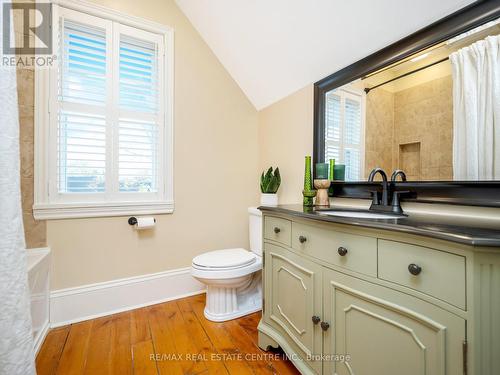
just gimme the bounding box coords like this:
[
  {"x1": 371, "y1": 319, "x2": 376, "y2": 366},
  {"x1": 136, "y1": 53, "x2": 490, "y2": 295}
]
[
  {"x1": 23, "y1": 212, "x2": 46, "y2": 249},
  {"x1": 19, "y1": 105, "x2": 34, "y2": 144},
  {"x1": 439, "y1": 166, "x2": 453, "y2": 180},
  {"x1": 20, "y1": 140, "x2": 34, "y2": 178},
  {"x1": 16, "y1": 68, "x2": 34, "y2": 107},
  {"x1": 21, "y1": 175, "x2": 34, "y2": 211}
]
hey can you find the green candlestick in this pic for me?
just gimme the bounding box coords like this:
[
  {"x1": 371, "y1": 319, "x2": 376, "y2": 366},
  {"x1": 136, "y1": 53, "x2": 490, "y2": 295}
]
[
  {"x1": 329, "y1": 159, "x2": 335, "y2": 180},
  {"x1": 304, "y1": 156, "x2": 313, "y2": 191},
  {"x1": 302, "y1": 156, "x2": 316, "y2": 206},
  {"x1": 328, "y1": 159, "x2": 335, "y2": 196}
]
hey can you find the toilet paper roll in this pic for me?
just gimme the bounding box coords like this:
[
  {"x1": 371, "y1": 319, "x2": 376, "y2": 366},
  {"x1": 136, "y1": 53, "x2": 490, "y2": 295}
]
[{"x1": 135, "y1": 217, "x2": 156, "y2": 230}]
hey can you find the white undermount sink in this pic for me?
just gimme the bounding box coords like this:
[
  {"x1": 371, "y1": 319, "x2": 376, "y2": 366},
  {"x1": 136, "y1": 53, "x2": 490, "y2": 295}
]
[{"x1": 317, "y1": 210, "x2": 406, "y2": 219}]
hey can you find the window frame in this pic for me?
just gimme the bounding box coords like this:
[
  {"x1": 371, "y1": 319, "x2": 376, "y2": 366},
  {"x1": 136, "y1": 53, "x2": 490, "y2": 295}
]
[
  {"x1": 324, "y1": 87, "x2": 366, "y2": 181},
  {"x1": 34, "y1": 0, "x2": 174, "y2": 220}
]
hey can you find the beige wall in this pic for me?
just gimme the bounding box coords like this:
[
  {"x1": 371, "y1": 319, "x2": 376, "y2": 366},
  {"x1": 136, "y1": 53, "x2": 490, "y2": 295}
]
[
  {"x1": 258, "y1": 85, "x2": 314, "y2": 204},
  {"x1": 43, "y1": 0, "x2": 259, "y2": 289}
]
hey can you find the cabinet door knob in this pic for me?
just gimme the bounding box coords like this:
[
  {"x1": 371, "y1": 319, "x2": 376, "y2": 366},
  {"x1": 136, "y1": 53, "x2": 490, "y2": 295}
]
[
  {"x1": 338, "y1": 246, "x2": 348, "y2": 256},
  {"x1": 312, "y1": 316, "x2": 321, "y2": 325},
  {"x1": 320, "y1": 321, "x2": 330, "y2": 331},
  {"x1": 299, "y1": 235, "x2": 307, "y2": 243},
  {"x1": 273, "y1": 227, "x2": 281, "y2": 234},
  {"x1": 408, "y1": 263, "x2": 422, "y2": 276}
]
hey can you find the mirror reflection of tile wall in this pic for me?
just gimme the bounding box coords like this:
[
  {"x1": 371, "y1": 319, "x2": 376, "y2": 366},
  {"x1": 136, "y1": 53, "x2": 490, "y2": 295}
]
[{"x1": 364, "y1": 74, "x2": 453, "y2": 181}]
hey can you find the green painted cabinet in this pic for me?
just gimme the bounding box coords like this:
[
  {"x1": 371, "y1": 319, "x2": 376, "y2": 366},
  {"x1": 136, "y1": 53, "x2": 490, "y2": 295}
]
[{"x1": 258, "y1": 212, "x2": 500, "y2": 375}]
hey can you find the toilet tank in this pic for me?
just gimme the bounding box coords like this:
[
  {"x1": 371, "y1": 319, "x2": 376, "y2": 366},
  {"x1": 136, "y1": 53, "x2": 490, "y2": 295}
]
[{"x1": 248, "y1": 207, "x2": 262, "y2": 256}]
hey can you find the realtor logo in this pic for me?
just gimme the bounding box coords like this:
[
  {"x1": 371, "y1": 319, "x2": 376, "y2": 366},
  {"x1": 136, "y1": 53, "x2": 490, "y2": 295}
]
[{"x1": 2, "y1": 2, "x2": 52, "y2": 55}]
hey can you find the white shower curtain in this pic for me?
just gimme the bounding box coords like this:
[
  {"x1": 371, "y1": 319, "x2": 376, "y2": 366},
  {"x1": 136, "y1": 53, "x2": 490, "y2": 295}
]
[
  {"x1": 450, "y1": 35, "x2": 500, "y2": 180},
  {"x1": 0, "y1": 0, "x2": 36, "y2": 373}
]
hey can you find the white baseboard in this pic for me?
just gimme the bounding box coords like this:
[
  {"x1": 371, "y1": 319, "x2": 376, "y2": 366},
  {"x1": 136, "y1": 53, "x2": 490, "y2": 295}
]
[
  {"x1": 34, "y1": 319, "x2": 50, "y2": 355},
  {"x1": 50, "y1": 267, "x2": 205, "y2": 327}
]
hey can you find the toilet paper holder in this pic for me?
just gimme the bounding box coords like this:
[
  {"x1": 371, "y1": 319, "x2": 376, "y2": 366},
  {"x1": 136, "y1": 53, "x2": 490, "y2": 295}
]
[{"x1": 128, "y1": 216, "x2": 156, "y2": 225}]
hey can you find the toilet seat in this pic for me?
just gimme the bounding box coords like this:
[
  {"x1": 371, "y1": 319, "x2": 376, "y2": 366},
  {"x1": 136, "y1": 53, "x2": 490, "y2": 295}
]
[
  {"x1": 192, "y1": 248, "x2": 256, "y2": 270},
  {"x1": 191, "y1": 250, "x2": 262, "y2": 280}
]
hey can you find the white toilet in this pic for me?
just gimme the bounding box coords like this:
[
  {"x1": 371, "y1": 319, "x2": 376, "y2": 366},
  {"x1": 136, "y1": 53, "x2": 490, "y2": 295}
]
[{"x1": 191, "y1": 207, "x2": 262, "y2": 322}]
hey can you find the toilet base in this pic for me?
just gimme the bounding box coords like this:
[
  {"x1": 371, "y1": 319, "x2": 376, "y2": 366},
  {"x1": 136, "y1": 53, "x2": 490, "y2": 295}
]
[
  {"x1": 204, "y1": 305, "x2": 262, "y2": 322},
  {"x1": 203, "y1": 271, "x2": 262, "y2": 322}
]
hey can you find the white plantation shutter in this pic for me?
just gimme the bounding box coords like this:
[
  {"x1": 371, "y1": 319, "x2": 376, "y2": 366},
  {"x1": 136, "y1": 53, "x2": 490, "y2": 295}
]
[
  {"x1": 118, "y1": 119, "x2": 158, "y2": 192},
  {"x1": 344, "y1": 97, "x2": 362, "y2": 180},
  {"x1": 119, "y1": 36, "x2": 158, "y2": 112},
  {"x1": 325, "y1": 92, "x2": 341, "y2": 163},
  {"x1": 58, "y1": 111, "x2": 106, "y2": 193},
  {"x1": 118, "y1": 33, "x2": 161, "y2": 192},
  {"x1": 324, "y1": 89, "x2": 364, "y2": 181},
  {"x1": 57, "y1": 16, "x2": 109, "y2": 194},
  {"x1": 344, "y1": 98, "x2": 361, "y2": 145},
  {"x1": 46, "y1": 6, "x2": 170, "y2": 208},
  {"x1": 60, "y1": 21, "x2": 107, "y2": 105}
]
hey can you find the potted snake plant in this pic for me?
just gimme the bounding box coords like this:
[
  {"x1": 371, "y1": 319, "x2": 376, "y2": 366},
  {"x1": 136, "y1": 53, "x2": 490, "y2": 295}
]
[{"x1": 260, "y1": 167, "x2": 281, "y2": 206}]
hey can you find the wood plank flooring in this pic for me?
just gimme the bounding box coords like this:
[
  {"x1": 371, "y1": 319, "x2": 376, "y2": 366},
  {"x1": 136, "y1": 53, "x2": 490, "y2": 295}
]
[{"x1": 36, "y1": 294, "x2": 300, "y2": 375}]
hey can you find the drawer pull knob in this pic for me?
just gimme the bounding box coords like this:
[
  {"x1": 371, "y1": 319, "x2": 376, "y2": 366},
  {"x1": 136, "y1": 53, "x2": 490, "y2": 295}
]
[
  {"x1": 299, "y1": 235, "x2": 307, "y2": 243},
  {"x1": 337, "y1": 247, "x2": 348, "y2": 256},
  {"x1": 312, "y1": 316, "x2": 321, "y2": 325},
  {"x1": 408, "y1": 263, "x2": 422, "y2": 276},
  {"x1": 320, "y1": 321, "x2": 330, "y2": 331},
  {"x1": 273, "y1": 227, "x2": 281, "y2": 234}
]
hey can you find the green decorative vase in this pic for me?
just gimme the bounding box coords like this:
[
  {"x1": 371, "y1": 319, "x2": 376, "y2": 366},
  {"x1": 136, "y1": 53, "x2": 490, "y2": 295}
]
[
  {"x1": 328, "y1": 159, "x2": 335, "y2": 196},
  {"x1": 302, "y1": 156, "x2": 316, "y2": 206}
]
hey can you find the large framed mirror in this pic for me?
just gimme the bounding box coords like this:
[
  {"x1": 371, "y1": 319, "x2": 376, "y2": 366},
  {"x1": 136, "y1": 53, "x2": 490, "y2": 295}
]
[{"x1": 314, "y1": 1, "x2": 500, "y2": 183}]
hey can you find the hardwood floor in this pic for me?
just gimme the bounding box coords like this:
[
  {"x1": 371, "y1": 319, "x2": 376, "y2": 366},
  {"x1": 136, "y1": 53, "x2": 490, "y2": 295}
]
[{"x1": 36, "y1": 294, "x2": 300, "y2": 375}]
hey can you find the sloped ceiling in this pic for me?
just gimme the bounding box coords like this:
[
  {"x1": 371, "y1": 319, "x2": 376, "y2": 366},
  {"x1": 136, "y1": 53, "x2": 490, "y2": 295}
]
[{"x1": 176, "y1": 0, "x2": 474, "y2": 110}]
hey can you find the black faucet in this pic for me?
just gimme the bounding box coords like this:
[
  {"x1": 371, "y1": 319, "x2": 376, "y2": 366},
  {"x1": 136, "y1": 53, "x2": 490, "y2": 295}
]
[
  {"x1": 368, "y1": 168, "x2": 408, "y2": 215},
  {"x1": 391, "y1": 170, "x2": 407, "y2": 182},
  {"x1": 368, "y1": 168, "x2": 389, "y2": 206}
]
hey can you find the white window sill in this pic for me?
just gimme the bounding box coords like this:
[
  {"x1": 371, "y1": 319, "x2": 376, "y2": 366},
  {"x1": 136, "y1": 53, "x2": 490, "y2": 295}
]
[{"x1": 33, "y1": 201, "x2": 174, "y2": 220}]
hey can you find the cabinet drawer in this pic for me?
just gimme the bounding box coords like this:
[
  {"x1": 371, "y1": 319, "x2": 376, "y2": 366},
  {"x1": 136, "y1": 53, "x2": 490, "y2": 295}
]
[
  {"x1": 378, "y1": 239, "x2": 466, "y2": 309},
  {"x1": 264, "y1": 216, "x2": 291, "y2": 247},
  {"x1": 291, "y1": 222, "x2": 377, "y2": 277}
]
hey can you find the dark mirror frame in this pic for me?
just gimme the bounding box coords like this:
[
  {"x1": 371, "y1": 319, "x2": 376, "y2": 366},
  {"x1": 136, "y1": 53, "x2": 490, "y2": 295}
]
[{"x1": 312, "y1": 0, "x2": 500, "y2": 207}]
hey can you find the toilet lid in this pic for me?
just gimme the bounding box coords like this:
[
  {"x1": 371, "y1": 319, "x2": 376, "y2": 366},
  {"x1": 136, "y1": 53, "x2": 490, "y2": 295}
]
[{"x1": 192, "y1": 248, "x2": 256, "y2": 269}]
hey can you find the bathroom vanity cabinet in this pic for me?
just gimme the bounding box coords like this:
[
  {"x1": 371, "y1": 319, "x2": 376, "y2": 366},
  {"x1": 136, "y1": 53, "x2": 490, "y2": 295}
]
[{"x1": 258, "y1": 209, "x2": 500, "y2": 375}]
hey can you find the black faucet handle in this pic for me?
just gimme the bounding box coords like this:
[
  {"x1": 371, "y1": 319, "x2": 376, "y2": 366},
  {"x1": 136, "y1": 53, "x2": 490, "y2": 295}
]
[
  {"x1": 370, "y1": 190, "x2": 379, "y2": 205},
  {"x1": 391, "y1": 190, "x2": 410, "y2": 213}
]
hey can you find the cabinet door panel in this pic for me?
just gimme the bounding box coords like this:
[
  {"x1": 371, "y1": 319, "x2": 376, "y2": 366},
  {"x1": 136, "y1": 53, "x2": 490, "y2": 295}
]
[
  {"x1": 264, "y1": 243, "x2": 322, "y2": 373},
  {"x1": 323, "y1": 269, "x2": 465, "y2": 375}
]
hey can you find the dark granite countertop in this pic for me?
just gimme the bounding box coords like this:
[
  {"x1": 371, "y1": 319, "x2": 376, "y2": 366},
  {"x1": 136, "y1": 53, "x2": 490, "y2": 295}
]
[{"x1": 259, "y1": 205, "x2": 500, "y2": 247}]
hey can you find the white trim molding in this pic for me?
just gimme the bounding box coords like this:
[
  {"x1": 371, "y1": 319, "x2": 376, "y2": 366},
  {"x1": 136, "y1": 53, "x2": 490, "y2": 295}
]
[
  {"x1": 33, "y1": 200, "x2": 174, "y2": 220},
  {"x1": 52, "y1": 0, "x2": 173, "y2": 34},
  {"x1": 50, "y1": 267, "x2": 205, "y2": 327}
]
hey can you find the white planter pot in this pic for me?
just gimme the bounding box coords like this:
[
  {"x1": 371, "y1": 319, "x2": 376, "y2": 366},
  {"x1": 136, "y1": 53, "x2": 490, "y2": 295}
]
[{"x1": 260, "y1": 193, "x2": 278, "y2": 206}]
